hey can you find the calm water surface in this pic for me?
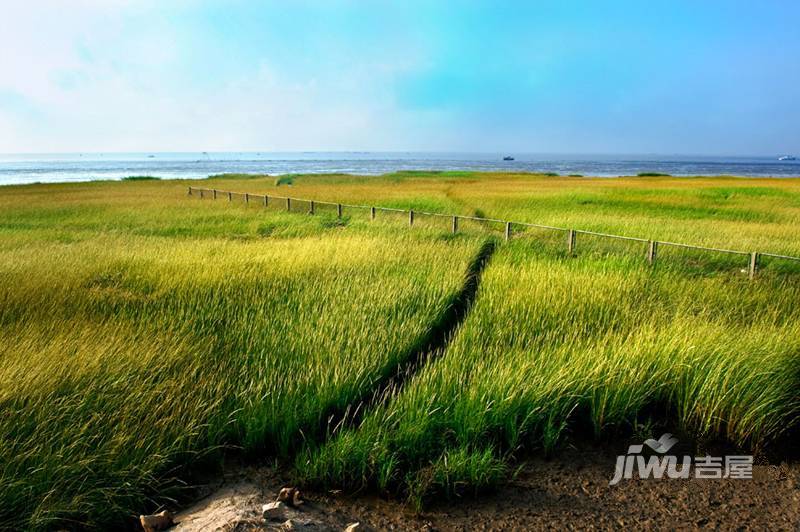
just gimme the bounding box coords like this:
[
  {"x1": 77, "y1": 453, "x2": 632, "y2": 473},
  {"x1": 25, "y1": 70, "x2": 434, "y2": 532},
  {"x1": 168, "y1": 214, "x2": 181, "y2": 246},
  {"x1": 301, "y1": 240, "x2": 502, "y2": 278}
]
[{"x1": 1, "y1": 152, "x2": 798, "y2": 186}]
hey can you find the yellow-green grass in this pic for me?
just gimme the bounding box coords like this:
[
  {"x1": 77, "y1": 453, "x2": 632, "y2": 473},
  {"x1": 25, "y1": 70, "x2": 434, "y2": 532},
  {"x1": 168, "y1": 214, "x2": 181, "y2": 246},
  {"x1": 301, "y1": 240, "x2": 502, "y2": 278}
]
[
  {"x1": 201, "y1": 171, "x2": 800, "y2": 257},
  {"x1": 0, "y1": 180, "x2": 481, "y2": 529},
  {"x1": 2, "y1": 174, "x2": 800, "y2": 527},
  {"x1": 299, "y1": 241, "x2": 800, "y2": 506}
]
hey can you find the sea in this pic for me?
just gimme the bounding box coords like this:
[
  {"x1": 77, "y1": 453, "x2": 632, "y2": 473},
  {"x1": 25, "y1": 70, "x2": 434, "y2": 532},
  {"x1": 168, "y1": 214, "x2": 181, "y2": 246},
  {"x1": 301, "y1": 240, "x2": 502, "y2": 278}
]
[{"x1": 1, "y1": 152, "x2": 798, "y2": 186}]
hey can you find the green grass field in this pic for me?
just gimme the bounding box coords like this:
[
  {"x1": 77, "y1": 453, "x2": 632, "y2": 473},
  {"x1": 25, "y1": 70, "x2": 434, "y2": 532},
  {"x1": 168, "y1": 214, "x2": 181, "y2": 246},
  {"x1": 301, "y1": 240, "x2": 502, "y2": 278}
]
[
  {"x1": 299, "y1": 243, "x2": 800, "y2": 506},
  {"x1": 1, "y1": 173, "x2": 799, "y2": 529}
]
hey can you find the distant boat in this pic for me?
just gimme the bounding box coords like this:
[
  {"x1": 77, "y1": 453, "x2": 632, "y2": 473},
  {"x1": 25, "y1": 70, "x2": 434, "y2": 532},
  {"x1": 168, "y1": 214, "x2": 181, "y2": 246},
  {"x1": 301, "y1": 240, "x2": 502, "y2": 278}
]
[
  {"x1": 147, "y1": 155, "x2": 155, "y2": 158},
  {"x1": 778, "y1": 155, "x2": 796, "y2": 161},
  {"x1": 503, "y1": 156, "x2": 515, "y2": 161}
]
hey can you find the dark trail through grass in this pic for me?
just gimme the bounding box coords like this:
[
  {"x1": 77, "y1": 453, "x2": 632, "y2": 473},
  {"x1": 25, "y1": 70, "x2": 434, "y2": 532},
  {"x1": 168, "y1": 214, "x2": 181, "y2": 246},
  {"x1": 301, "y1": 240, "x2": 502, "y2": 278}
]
[{"x1": 314, "y1": 238, "x2": 498, "y2": 445}]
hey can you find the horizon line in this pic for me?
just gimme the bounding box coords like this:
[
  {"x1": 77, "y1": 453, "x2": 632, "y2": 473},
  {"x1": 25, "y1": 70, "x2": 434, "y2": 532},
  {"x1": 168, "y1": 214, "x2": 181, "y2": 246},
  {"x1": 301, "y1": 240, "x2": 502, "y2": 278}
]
[{"x1": 0, "y1": 150, "x2": 796, "y2": 159}]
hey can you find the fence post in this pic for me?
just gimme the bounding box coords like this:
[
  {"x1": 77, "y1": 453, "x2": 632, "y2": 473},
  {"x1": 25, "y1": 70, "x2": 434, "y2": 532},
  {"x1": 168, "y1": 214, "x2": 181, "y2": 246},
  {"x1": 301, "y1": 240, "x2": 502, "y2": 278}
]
[
  {"x1": 310, "y1": 201, "x2": 315, "y2": 214},
  {"x1": 505, "y1": 222, "x2": 512, "y2": 241},
  {"x1": 749, "y1": 252, "x2": 760, "y2": 280},
  {"x1": 188, "y1": 187, "x2": 193, "y2": 196},
  {"x1": 409, "y1": 210, "x2": 414, "y2": 227},
  {"x1": 213, "y1": 189, "x2": 217, "y2": 200},
  {"x1": 647, "y1": 240, "x2": 658, "y2": 265},
  {"x1": 264, "y1": 195, "x2": 268, "y2": 207},
  {"x1": 286, "y1": 197, "x2": 291, "y2": 211},
  {"x1": 370, "y1": 206, "x2": 376, "y2": 220},
  {"x1": 452, "y1": 216, "x2": 458, "y2": 234},
  {"x1": 227, "y1": 192, "x2": 232, "y2": 202},
  {"x1": 199, "y1": 189, "x2": 204, "y2": 199},
  {"x1": 568, "y1": 229, "x2": 576, "y2": 255},
  {"x1": 245, "y1": 193, "x2": 249, "y2": 204},
  {"x1": 337, "y1": 203, "x2": 343, "y2": 218}
]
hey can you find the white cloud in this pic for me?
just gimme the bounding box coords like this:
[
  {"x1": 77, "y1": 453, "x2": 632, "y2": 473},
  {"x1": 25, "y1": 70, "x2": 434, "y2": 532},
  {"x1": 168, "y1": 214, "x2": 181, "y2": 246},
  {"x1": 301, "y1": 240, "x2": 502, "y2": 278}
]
[
  {"x1": 0, "y1": 2, "x2": 434, "y2": 152},
  {"x1": 0, "y1": 2, "x2": 459, "y2": 152}
]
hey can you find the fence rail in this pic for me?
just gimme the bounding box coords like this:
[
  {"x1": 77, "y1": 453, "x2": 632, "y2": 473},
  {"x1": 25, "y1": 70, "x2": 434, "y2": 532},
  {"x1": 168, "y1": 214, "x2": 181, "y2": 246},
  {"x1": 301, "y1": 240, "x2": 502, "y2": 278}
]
[{"x1": 187, "y1": 186, "x2": 800, "y2": 279}]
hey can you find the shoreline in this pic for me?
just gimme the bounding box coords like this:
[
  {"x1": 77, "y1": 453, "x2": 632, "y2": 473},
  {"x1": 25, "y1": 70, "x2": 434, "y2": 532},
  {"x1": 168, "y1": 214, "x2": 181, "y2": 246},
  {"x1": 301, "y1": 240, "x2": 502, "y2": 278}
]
[{"x1": 3, "y1": 170, "x2": 800, "y2": 188}]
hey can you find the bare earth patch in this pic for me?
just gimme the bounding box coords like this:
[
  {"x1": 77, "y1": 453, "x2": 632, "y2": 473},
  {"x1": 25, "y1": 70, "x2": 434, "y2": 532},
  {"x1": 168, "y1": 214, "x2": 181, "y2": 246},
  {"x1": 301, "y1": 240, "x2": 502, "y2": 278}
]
[{"x1": 169, "y1": 446, "x2": 799, "y2": 531}]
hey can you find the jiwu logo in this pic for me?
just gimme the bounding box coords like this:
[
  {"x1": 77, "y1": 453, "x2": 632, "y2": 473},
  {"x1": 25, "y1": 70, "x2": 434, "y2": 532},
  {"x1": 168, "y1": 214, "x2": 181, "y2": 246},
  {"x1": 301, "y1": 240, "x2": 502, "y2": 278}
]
[
  {"x1": 609, "y1": 433, "x2": 690, "y2": 486},
  {"x1": 609, "y1": 433, "x2": 753, "y2": 485}
]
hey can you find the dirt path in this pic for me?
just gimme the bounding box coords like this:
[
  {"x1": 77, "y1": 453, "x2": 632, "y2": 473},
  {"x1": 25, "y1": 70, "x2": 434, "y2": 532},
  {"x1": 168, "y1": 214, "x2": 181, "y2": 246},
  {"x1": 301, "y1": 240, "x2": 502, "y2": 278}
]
[{"x1": 168, "y1": 445, "x2": 799, "y2": 531}]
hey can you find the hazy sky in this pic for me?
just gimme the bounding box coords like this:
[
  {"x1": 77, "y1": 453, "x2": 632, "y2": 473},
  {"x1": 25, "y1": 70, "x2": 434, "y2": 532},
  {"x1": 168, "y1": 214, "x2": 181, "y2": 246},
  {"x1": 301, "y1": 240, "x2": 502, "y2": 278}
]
[{"x1": 1, "y1": 0, "x2": 798, "y2": 154}]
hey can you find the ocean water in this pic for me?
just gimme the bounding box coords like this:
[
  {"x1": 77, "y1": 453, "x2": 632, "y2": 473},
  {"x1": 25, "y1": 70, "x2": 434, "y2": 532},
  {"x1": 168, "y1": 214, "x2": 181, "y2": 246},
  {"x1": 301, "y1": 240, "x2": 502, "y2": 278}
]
[{"x1": 0, "y1": 152, "x2": 798, "y2": 186}]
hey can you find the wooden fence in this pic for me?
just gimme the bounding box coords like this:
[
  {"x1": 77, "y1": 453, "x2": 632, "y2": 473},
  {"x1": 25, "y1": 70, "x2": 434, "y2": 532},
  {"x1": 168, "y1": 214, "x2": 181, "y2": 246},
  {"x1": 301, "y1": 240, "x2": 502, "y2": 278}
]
[{"x1": 187, "y1": 186, "x2": 800, "y2": 279}]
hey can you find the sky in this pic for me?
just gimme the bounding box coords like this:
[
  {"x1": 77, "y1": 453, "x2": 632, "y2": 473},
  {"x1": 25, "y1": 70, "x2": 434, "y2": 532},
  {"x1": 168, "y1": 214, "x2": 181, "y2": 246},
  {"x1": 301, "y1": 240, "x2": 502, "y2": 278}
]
[{"x1": 1, "y1": 0, "x2": 799, "y2": 155}]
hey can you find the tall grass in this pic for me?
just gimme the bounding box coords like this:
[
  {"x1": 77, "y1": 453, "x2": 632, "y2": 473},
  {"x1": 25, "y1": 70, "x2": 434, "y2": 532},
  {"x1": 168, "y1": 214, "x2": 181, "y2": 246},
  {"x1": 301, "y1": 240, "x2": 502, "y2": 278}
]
[
  {"x1": 2, "y1": 175, "x2": 799, "y2": 526},
  {"x1": 298, "y1": 242, "x2": 800, "y2": 506},
  {"x1": 207, "y1": 172, "x2": 800, "y2": 257},
  {"x1": 0, "y1": 182, "x2": 480, "y2": 529}
]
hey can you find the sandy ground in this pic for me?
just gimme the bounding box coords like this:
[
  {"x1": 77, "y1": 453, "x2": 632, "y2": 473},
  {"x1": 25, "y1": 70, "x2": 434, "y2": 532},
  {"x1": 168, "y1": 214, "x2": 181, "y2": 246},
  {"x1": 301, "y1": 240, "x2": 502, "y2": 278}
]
[{"x1": 166, "y1": 444, "x2": 799, "y2": 532}]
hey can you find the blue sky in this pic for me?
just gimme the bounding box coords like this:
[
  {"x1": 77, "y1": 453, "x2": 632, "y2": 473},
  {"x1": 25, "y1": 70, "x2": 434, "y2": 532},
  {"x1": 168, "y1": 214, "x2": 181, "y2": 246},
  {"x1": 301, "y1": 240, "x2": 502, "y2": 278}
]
[{"x1": 1, "y1": 0, "x2": 798, "y2": 154}]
